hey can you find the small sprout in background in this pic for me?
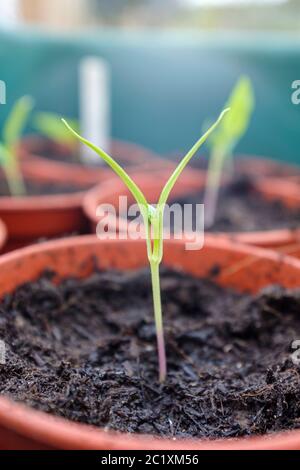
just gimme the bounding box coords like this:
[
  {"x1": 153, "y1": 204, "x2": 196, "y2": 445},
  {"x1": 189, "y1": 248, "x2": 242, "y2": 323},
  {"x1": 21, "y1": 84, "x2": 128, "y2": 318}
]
[
  {"x1": 34, "y1": 112, "x2": 80, "y2": 148},
  {"x1": 63, "y1": 108, "x2": 229, "y2": 383},
  {"x1": 34, "y1": 113, "x2": 97, "y2": 165},
  {"x1": 0, "y1": 96, "x2": 34, "y2": 196},
  {"x1": 204, "y1": 76, "x2": 255, "y2": 228}
]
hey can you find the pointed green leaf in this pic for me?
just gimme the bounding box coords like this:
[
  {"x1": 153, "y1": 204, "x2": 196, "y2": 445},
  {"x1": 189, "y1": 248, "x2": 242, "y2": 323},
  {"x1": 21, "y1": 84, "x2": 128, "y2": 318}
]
[
  {"x1": 0, "y1": 142, "x2": 9, "y2": 166},
  {"x1": 62, "y1": 119, "x2": 148, "y2": 208},
  {"x1": 208, "y1": 76, "x2": 255, "y2": 154},
  {"x1": 2, "y1": 96, "x2": 34, "y2": 148},
  {"x1": 158, "y1": 108, "x2": 230, "y2": 206}
]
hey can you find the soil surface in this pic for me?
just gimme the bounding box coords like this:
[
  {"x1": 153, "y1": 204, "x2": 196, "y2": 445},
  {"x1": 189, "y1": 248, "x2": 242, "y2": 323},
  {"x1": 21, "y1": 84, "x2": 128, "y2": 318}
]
[
  {"x1": 0, "y1": 176, "x2": 91, "y2": 197},
  {"x1": 171, "y1": 177, "x2": 300, "y2": 232},
  {"x1": 0, "y1": 266, "x2": 300, "y2": 439}
]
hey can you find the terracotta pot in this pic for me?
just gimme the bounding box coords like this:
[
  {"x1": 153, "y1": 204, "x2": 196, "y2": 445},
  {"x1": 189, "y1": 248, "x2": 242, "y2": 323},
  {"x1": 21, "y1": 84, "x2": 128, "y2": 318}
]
[
  {"x1": 0, "y1": 163, "x2": 110, "y2": 248},
  {"x1": 84, "y1": 173, "x2": 300, "y2": 249},
  {"x1": 1, "y1": 235, "x2": 300, "y2": 449},
  {"x1": 0, "y1": 217, "x2": 7, "y2": 252},
  {"x1": 235, "y1": 155, "x2": 300, "y2": 179},
  {"x1": 20, "y1": 136, "x2": 174, "y2": 186}
]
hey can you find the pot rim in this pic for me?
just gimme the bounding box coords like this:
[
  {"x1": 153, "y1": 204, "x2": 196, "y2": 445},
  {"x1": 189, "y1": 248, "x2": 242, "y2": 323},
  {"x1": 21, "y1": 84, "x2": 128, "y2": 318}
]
[
  {"x1": 1, "y1": 235, "x2": 300, "y2": 449},
  {"x1": 1, "y1": 393, "x2": 300, "y2": 451},
  {"x1": 0, "y1": 190, "x2": 86, "y2": 211},
  {"x1": 0, "y1": 165, "x2": 93, "y2": 211},
  {"x1": 0, "y1": 217, "x2": 7, "y2": 249}
]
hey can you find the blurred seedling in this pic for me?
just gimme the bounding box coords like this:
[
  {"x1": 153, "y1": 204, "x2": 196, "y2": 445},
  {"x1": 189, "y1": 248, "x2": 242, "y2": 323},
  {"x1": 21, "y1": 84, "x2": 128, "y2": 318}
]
[
  {"x1": 0, "y1": 96, "x2": 34, "y2": 196},
  {"x1": 204, "y1": 76, "x2": 255, "y2": 228}
]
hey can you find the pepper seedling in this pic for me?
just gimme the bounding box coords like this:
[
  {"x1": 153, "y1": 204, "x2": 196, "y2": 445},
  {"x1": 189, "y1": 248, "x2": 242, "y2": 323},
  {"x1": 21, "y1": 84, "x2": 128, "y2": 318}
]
[
  {"x1": 0, "y1": 96, "x2": 34, "y2": 196},
  {"x1": 63, "y1": 108, "x2": 229, "y2": 382},
  {"x1": 204, "y1": 76, "x2": 255, "y2": 228}
]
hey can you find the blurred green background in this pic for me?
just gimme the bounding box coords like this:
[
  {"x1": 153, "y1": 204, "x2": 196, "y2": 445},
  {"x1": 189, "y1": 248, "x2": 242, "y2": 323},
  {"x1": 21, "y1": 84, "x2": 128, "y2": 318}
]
[{"x1": 1, "y1": 0, "x2": 300, "y2": 162}]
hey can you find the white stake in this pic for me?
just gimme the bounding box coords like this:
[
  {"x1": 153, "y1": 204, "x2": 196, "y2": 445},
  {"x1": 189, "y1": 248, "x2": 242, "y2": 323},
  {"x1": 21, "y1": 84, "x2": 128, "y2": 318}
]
[
  {"x1": 0, "y1": 0, "x2": 19, "y2": 27},
  {"x1": 79, "y1": 56, "x2": 110, "y2": 164}
]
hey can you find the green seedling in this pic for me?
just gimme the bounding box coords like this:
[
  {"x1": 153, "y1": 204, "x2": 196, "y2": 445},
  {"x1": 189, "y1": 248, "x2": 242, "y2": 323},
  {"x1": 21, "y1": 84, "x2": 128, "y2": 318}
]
[
  {"x1": 63, "y1": 108, "x2": 229, "y2": 383},
  {"x1": 0, "y1": 96, "x2": 34, "y2": 196},
  {"x1": 204, "y1": 76, "x2": 255, "y2": 228},
  {"x1": 34, "y1": 112, "x2": 80, "y2": 147}
]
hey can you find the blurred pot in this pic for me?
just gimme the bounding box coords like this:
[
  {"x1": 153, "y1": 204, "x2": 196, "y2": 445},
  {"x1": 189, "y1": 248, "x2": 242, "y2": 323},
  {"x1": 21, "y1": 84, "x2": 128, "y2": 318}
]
[
  {"x1": 84, "y1": 173, "x2": 300, "y2": 249},
  {"x1": 20, "y1": 136, "x2": 174, "y2": 185},
  {"x1": 177, "y1": 152, "x2": 300, "y2": 178},
  {"x1": 83, "y1": 169, "x2": 205, "y2": 235},
  {"x1": 0, "y1": 163, "x2": 110, "y2": 249},
  {"x1": 236, "y1": 156, "x2": 300, "y2": 179},
  {"x1": 0, "y1": 236, "x2": 300, "y2": 449}
]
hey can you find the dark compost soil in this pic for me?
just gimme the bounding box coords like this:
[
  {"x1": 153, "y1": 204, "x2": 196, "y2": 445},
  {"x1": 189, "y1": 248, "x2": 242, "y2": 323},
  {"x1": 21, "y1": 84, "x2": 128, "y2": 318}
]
[
  {"x1": 0, "y1": 266, "x2": 300, "y2": 440},
  {"x1": 0, "y1": 176, "x2": 91, "y2": 197},
  {"x1": 171, "y1": 177, "x2": 300, "y2": 233}
]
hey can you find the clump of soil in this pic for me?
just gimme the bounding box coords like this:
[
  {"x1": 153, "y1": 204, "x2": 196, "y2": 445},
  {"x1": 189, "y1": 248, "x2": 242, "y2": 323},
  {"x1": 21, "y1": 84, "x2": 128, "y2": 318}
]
[
  {"x1": 0, "y1": 266, "x2": 300, "y2": 439},
  {"x1": 171, "y1": 177, "x2": 300, "y2": 232},
  {"x1": 0, "y1": 176, "x2": 91, "y2": 197}
]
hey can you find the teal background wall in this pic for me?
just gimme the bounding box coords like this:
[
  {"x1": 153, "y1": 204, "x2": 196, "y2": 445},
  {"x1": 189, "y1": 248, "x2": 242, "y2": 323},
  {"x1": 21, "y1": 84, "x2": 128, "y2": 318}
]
[{"x1": 0, "y1": 27, "x2": 300, "y2": 163}]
